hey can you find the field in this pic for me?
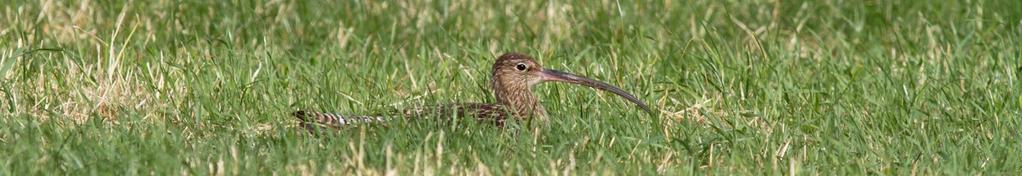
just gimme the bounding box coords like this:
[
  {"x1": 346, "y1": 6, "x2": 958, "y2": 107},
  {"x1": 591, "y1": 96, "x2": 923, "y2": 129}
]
[{"x1": 2, "y1": 0, "x2": 1021, "y2": 175}]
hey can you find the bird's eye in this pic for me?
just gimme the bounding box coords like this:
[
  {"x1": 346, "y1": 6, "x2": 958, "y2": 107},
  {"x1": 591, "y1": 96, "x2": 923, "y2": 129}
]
[{"x1": 515, "y1": 63, "x2": 528, "y2": 71}]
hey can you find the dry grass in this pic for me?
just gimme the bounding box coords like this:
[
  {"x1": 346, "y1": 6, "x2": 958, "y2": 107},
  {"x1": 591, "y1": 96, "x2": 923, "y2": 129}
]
[{"x1": 2, "y1": 0, "x2": 1020, "y2": 175}]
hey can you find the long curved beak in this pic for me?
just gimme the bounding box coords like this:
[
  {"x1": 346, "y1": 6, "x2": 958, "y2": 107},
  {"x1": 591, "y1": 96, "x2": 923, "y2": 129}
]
[{"x1": 538, "y1": 69, "x2": 653, "y2": 115}]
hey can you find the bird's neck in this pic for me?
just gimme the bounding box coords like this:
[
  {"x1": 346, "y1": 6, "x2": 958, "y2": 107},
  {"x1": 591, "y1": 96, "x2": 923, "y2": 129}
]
[{"x1": 492, "y1": 78, "x2": 548, "y2": 121}]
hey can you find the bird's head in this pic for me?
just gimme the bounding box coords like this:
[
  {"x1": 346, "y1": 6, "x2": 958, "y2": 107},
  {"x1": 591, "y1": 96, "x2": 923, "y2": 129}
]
[{"x1": 491, "y1": 53, "x2": 653, "y2": 114}]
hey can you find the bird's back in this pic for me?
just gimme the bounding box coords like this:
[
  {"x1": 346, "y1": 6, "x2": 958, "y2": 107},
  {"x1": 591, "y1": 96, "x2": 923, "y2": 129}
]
[{"x1": 293, "y1": 103, "x2": 511, "y2": 130}]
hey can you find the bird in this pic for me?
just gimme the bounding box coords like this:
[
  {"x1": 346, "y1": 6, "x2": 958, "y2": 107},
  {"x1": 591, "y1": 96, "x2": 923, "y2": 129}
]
[{"x1": 293, "y1": 52, "x2": 652, "y2": 129}]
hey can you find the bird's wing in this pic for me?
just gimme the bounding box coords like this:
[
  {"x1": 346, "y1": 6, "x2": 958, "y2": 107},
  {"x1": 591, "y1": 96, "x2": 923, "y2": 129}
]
[{"x1": 292, "y1": 103, "x2": 511, "y2": 129}]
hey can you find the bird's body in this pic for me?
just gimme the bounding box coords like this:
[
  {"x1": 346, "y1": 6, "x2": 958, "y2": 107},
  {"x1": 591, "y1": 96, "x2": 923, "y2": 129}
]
[
  {"x1": 294, "y1": 53, "x2": 651, "y2": 129},
  {"x1": 294, "y1": 103, "x2": 509, "y2": 128}
]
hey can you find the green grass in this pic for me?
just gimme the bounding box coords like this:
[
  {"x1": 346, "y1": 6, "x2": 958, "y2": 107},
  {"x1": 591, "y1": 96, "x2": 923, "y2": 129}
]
[{"x1": 2, "y1": 0, "x2": 1021, "y2": 175}]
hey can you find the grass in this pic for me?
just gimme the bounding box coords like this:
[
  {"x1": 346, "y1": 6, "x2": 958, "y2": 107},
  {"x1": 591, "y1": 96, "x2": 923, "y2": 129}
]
[{"x1": 1, "y1": 0, "x2": 1020, "y2": 175}]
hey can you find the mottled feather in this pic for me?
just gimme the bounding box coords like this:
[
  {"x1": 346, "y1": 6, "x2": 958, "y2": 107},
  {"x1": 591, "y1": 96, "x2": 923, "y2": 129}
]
[{"x1": 293, "y1": 103, "x2": 510, "y2": 130}]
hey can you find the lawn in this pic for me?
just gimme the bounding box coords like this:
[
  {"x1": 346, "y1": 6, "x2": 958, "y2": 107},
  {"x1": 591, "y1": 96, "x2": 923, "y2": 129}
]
[{"x1": 2, "y1": 0, "x2": 1020, "y2": 175}]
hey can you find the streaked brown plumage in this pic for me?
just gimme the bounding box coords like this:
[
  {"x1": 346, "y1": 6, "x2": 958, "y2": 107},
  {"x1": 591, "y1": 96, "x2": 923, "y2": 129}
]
[{"x1": 294, "y1": 53, "x2": 652, "y2": 129}]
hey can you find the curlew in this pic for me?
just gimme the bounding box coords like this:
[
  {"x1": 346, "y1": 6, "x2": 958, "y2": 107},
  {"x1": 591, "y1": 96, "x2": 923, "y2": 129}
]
[{"x1": 293, "y1": 53, "x2": 652, "y2": 129}]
